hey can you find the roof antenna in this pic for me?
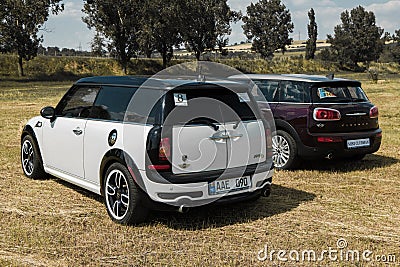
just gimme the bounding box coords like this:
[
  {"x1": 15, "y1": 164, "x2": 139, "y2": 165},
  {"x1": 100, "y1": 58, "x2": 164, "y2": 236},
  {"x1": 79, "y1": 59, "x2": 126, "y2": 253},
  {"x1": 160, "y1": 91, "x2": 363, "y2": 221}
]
[{"x1": 326, "y1": 73, "x2": 334, "y2": 80}]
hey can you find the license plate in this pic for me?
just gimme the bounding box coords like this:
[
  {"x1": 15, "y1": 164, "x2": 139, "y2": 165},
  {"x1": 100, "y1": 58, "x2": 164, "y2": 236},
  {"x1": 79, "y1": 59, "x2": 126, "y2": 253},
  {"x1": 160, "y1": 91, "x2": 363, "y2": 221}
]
[
  {"x1": 208, "y1": 176, "x2": 251, "y2": 195},
  {"x1": 347, "y1": 138, "x2": 370, "y2": 149}
]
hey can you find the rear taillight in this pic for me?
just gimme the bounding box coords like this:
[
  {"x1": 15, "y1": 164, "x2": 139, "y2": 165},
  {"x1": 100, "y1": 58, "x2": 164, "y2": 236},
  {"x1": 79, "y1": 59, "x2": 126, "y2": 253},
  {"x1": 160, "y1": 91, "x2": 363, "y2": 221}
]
[
  {"x1": 317, "y1": 136, "x2": 342, "y2": 143},
  {"x1": 369, "y1": 106, "x2": 379, "y2": 118},
  {"x1": 313, "y1": 108, "x2": 341, "y2": 121},
  {"x1": 159, "y1": 137, "x2": 170, "y2": 161}
]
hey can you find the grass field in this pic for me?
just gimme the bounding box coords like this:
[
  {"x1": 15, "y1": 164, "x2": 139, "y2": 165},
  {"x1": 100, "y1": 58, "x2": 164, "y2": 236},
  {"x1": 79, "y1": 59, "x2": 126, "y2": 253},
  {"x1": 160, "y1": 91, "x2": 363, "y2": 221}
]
[{"x1": 0, "y1": 75, "x2": 399, "y2": 266}]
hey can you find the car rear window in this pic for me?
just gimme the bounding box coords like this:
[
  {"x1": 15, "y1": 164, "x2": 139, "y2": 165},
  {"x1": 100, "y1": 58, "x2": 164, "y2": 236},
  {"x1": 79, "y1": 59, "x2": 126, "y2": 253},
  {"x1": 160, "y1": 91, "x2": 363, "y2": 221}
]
[
  {"x1": 312, "y1": 83, "x2": 369, "y2": 103},
  {"x1": 163, "y1": 86, "x2": 258, "y2": 125}
]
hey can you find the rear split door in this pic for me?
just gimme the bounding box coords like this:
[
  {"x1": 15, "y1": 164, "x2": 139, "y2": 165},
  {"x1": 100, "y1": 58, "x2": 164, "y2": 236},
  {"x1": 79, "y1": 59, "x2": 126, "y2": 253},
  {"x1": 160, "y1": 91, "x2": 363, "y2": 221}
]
[
  {"x1": 309, "y1": 82, "x2": 378, "y2": 134},
  {"x1": 164, "y1": 86, "x2": 265, "y2": 175}
]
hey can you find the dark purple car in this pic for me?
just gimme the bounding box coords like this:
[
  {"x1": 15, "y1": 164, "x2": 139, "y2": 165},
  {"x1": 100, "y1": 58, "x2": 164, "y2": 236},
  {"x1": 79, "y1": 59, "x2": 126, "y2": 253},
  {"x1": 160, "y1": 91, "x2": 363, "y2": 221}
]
[{"x1": 230, "y1": 74, "x2": 382, "y2": 169}]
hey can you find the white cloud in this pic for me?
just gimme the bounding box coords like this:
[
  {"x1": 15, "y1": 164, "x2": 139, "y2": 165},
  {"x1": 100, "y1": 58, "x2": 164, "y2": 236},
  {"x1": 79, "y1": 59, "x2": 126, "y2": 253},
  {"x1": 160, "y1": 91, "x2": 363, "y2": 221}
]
[
  {"x1": 52, "y1": 1, "x2": 83, "y2": 19},
  {"x1": 42, "y1": 0, "x2": 399, "y2": 49},
  {"x1": 366, "y1": 0, "x2": 400, "y2": 33},
  {"x1": 284, "y1": 0, "x2": 336, "y2": 8}
]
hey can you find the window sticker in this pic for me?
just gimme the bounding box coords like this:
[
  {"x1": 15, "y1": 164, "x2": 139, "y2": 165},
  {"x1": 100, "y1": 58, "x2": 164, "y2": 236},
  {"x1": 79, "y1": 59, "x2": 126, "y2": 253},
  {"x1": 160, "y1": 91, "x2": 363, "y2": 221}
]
[
  {"x1": 173, "y1": 93, "x2": 188, "y2": 106},
  {"x1": 318, "y1": 88, "x2": 336, "y2": 99},
  {"x1": 237, "y1": 92, "x2": 250, "y2": 102}
]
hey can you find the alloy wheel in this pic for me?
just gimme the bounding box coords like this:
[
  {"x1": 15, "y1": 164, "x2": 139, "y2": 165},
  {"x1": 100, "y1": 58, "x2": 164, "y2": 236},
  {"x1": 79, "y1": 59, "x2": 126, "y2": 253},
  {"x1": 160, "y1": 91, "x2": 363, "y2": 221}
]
[
  {"x1": 21, "y1": 140, "x2": 34, "y2": 175},
  {"x1": 272, "y1": 135, "x2": 291, "y2": 168},
  {"x1": 105, "y1": 169, "x2": 130, "y2": 220}
]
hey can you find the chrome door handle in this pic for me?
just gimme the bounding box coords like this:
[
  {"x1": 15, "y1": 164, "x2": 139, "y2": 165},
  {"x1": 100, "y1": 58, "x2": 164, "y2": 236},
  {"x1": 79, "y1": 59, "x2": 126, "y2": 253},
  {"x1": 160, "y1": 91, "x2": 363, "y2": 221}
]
[
  {"x1": 73, "y1": 128, "x2": 83, "y2": 135},
  {"x1": 209, "y1": 135, "x2": 229, "y2": 140},
  {"x1": 209, "y1": 134, "x2": 243, "y2": 140},
  {"x1": 229, "y1": 134, "x2": 243, "y2": 139}
]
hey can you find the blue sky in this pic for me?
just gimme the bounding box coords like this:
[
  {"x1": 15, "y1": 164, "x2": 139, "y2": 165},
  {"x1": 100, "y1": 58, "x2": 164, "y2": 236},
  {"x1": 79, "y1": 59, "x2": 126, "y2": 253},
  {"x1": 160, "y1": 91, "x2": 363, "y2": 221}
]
[{"x1": 42, "y1": 0, "x2": 400, "y2": 51}]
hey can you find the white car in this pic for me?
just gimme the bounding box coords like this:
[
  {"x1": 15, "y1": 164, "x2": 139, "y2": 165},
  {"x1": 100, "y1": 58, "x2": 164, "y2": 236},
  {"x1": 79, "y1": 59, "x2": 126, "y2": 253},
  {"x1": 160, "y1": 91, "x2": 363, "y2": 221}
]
[{"x1": 21, "y1": 76, "x2": 274, "y2": 224}]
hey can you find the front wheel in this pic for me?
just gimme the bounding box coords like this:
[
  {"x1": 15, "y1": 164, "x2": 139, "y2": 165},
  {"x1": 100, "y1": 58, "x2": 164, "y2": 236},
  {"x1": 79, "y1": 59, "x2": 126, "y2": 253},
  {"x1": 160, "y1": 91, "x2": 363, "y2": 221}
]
[
  {"x1": 21, "y1": 135, "x2": 46, "y2": 179},
  {"x1": 272, "y1": 130, "x2": 300, "y2": 170},
  {"x1": 104, "y1": 162, "x2": 148, "y2": 224}
]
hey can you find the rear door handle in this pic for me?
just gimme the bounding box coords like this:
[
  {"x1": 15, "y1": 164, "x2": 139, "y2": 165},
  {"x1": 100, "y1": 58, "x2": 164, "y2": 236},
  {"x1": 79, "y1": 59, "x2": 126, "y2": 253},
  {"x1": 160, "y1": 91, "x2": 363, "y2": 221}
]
[
  {"x1": 73, "y1": 128, "x2": 83, "y2": 136},
  {"x1": 209, "y1": 134, "x2": 243, "y2": 140},
  {"x1": 209, "y1": 135, "x2": 229, "y2": 141}
]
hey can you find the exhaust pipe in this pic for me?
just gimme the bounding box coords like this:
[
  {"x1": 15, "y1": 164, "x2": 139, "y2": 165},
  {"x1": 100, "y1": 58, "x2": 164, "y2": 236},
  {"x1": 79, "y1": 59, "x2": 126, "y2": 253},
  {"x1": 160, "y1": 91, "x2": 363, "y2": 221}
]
[
  {"x1": 261, "y1": 184, "x2": 271, "y2": 197},
  {"x1": 326, "y1": 153, "x2": 334, "y2": 160},
  {"x1": 178, "y1": 205, "x2": 189, "y2": 213}
]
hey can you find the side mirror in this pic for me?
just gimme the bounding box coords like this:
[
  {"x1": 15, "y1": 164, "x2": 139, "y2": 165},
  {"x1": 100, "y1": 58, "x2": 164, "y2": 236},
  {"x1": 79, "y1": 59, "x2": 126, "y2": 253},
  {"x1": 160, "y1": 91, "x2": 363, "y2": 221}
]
[{"x1": 40, "y1": 106, "x2": 56, "y2": 120}]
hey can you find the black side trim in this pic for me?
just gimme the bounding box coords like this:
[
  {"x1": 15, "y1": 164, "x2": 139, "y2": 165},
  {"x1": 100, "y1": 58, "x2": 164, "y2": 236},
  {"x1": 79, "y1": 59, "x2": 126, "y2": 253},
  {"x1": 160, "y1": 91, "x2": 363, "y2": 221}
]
[{"x1": 99, "y1": 149, "x2": 146, "y2": 195}]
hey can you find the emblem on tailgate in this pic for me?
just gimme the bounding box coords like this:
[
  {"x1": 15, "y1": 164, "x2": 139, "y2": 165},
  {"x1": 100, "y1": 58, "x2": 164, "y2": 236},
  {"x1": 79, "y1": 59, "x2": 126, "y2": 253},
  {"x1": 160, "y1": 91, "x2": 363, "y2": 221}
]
[{"x1": 178, "y1": 163, "x2": 190, "y2": 169}]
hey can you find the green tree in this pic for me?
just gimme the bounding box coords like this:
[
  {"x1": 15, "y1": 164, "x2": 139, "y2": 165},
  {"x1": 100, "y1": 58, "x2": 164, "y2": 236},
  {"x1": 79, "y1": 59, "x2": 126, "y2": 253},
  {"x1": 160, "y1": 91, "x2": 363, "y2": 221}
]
[
  {"x1": 83, "y1": 0, "x2": 140, "y2": 74},
  {"x1": 0, "y1": 0, "x2": 64, "y2": 76},
  {"x1": 242, "y1": 0, "x2": 294, "y2": 60},
  {"x1": 305, "y1": 8, "x2": 317, "y2": 60},
  {"x1": 138, "y1": 0, "x2": 182, "y2": 68},
  {"x1": 390, "y1": 29, "x2": 400, "y2": 64},
  {"x1": 91, "y1": 32, "x2": 106, "y2": 57},
  {"x1": 327, "y1": 6, "x2": 384, "y2": 69},
  {"x1": 181, "y1": 0, "x2": 239, "y2": 60}
]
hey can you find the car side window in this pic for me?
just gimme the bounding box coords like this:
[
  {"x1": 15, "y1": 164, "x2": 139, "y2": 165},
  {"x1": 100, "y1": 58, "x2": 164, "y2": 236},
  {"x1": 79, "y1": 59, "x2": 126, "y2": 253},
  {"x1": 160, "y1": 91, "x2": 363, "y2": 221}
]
[
  {"x1": 279, "y1": 81, "x2": 310, "y2": 103},
  {"x1": 124, "y1": 89, "x2": 163, "y2": 125},
  {"x1": 56, "y1": 86, "x2": 100, "y2": 118},
  {"x1": 254, "y1": 80, "x2": 279, "y2": 102},
  {"x1": 90, "y1": 86, "x2": 137, "y2": 121}
]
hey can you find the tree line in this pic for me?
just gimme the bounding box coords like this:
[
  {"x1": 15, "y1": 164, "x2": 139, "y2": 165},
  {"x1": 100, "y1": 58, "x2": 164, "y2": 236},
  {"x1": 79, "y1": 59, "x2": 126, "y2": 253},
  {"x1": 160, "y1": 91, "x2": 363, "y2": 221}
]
[{"x1": 1, "y1": 0, "x2": 399, "y2": 76}]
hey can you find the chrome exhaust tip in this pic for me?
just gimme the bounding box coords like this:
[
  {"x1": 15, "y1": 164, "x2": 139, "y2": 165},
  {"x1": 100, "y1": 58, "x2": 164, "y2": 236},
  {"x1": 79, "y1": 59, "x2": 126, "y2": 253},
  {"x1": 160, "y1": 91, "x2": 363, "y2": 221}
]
[
  {"x1": 178, "y1": 205, "x2": 189, "y2": 213},
  {"x1": 326, "y1": 153, "x2": 334, "y2": 160},
  {"x1": 261, "y1": 184, "x2": 271, "y2": 197}
]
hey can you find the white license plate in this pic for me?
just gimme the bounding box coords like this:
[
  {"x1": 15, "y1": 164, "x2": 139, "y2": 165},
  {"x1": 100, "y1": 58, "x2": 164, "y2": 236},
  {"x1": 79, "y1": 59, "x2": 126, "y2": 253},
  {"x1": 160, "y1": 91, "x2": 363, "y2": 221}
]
[
  {"x1": 208, "y1": 176, "x2": 251, "y2": 195},
  {"x1": 347, "y1": 138, "x2": 370, "y2": 149}
]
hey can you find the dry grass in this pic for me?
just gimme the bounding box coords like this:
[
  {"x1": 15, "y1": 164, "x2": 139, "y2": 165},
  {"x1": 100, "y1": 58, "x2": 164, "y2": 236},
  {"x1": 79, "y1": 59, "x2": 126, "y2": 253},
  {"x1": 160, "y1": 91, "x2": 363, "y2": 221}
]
[{"x1": 0, "y1": 77, "x2": 399, "y2": 266}]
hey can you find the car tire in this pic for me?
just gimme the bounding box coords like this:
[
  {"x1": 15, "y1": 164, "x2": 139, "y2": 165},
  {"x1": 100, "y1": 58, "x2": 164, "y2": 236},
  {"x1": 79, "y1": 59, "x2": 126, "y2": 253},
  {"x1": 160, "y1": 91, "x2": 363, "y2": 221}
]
[
  {"x1": 104, "y1": 162, "x2": 148, "y2": 225},
  {"x1": 272, "y1": 130, "x2": 300, "y2": 170},
  {"x1": 21, "y1": 135, "x2": 46, "y2": 179}
]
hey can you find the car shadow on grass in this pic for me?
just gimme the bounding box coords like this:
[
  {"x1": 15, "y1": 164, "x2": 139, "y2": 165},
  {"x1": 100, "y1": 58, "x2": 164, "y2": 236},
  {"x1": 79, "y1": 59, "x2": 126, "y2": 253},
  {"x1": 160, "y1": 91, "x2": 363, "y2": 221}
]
[
  {"x1": 297, "y1": 154, "x2": 399, "y2": 173},
  {"x1": 51, "y1": 177, "x2": 315, "y2": 229},
  {"x1": 147, "y1": 184, "x2": 316, "y2": 230}
]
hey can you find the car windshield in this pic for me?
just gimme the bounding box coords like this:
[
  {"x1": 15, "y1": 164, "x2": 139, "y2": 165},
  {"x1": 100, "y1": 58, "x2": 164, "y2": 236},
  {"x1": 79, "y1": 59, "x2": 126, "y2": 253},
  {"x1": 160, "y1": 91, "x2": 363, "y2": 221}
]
[{"x1": 312, "y1": 85, "x2": 369, "y2": 103}]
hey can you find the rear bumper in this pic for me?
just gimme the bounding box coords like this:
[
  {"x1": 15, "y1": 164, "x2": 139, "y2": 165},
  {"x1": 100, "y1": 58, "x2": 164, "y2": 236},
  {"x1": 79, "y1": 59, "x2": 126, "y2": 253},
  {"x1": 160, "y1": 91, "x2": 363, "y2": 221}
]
[
  {"x1": 298, "y1": 128, "x2": 382, "y2": 159},
  {"x1": 138, "y1": 169, "x2": 273, "y2": 209}
]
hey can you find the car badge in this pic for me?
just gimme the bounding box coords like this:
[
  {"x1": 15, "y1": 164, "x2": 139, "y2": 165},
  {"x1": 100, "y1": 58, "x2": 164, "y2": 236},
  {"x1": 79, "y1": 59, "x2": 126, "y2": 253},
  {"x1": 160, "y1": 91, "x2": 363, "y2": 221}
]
[
  {"x1": 178, "y1": 163, "x2": 190, "y2": 169},
  {"x1": 108, "y1": 130, "x2": 117, "y2": 146},
  {"x1": 317, "y1": 123, "x2": 325, "y2": 128}
]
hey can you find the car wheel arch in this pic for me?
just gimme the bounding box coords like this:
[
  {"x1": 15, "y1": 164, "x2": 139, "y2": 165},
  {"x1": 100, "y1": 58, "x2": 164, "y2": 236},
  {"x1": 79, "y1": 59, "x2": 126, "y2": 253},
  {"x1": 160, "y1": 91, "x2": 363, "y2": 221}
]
[
  {"x1": 21, "y1": 125, "x2": 44, "y2": 162},
  {"x1": 21, "y1": 125, "x2": 36, "y2": 142},
  {"x1": 274, "y1": 119, "x2": 302, "y2": 145},
  {"x1": 99, "y1": 149, "x2": 145, "y2": 196}
]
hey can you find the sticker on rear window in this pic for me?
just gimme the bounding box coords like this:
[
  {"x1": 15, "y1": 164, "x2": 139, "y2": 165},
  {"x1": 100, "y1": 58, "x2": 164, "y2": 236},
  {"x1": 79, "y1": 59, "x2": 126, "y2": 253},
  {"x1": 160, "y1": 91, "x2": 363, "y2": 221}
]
[
  {"x1": 174, "y1": 93, "x2": 188, "y2": 106},
  {"x1": 318, "y1": 88, "x2": 336, "y2": 99},
  {"x1": 237, "y1": 93, "x2": 250, "y2": 102}
]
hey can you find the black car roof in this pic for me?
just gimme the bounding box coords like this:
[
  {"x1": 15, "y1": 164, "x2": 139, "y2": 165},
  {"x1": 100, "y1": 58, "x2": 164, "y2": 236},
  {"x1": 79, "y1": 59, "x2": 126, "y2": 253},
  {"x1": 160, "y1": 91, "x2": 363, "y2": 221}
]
[
  {"x1": 76, "y1": 76, "x2": 148, "y2": 86},
  {"x1": 229, "y1": 74, "x2": 360, "y2": 83},
  {"x1": 75, "y1": 76, "x2": 248, "y2": 92}
]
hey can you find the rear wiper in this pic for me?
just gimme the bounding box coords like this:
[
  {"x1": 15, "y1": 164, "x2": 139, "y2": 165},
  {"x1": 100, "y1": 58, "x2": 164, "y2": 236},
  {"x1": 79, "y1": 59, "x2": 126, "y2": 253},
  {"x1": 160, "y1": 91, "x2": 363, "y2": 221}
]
[{"x1": 188, "y1": 118, "x2": 219, "y2": 131}]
